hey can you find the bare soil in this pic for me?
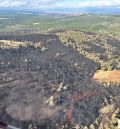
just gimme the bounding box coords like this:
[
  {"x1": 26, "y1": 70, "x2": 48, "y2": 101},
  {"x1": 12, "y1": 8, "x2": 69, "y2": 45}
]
[{"x1": 93, "y1": 70, "x2": 120, "y2": 83}]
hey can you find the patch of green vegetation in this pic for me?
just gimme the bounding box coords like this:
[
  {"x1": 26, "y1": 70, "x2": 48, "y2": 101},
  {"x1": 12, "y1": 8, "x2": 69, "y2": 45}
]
[
  {"x1": 57, "y1": 30, "x2": 120, "y2": 70},
  {"x1": 0, "y1": 13, "x2": 120, "y2": 38}
]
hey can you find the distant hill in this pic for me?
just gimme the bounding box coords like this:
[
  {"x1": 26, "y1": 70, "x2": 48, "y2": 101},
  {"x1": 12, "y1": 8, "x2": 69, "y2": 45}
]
[
  {"x1": 0, "y1": 13, "x2": 120, "y2": 38},
  {"x1": 0, "y1": 7, "x2": 120, "y2": 14}
]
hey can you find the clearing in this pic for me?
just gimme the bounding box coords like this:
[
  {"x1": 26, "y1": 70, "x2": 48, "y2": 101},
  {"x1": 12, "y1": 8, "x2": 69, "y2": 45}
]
[{"x1": 93, "y1": 70, "x2": 120, "y2": 83}]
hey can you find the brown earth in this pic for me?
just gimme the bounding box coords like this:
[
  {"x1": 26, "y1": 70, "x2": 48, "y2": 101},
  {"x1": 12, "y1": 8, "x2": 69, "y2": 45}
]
[{"x1": 93, "y1": 70, "x2": 120, "y2": 83}]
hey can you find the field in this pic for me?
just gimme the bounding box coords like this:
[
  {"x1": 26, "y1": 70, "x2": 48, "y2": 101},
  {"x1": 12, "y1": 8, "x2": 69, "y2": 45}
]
[
  {"x1": 0, "y1": 13, "x2": 120, "y2": 38},
  {"x1": 0, "y1": 12, "x2": 120, "y2": 129}
]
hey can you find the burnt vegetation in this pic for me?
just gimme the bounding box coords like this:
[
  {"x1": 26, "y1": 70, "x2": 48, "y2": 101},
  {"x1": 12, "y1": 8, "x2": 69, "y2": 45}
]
[{"x1": 0, "y1": 30, "x2": 120, "y2": 129}]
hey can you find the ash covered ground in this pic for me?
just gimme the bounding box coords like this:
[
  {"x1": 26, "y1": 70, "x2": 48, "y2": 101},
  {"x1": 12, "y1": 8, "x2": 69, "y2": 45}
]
[{"x1": 0, "y1": 32, "x2": 120, "y2": 129}]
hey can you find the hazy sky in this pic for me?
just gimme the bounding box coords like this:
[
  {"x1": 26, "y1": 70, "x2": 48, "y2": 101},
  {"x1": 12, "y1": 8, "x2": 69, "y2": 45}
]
[{"x1": 0, "y1": 0, "x2": 120, "y2": 9}]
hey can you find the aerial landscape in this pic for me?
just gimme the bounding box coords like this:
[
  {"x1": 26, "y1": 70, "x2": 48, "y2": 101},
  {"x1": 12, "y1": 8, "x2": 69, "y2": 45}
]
[{"x1": 0, "y1": 0, "x2": 120, "y2": 129}]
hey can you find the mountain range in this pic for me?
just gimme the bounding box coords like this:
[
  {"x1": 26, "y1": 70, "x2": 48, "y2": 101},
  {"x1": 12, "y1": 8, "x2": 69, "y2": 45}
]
[{"x1": 0, "y1": 7, "x2": 120, "y2": 15}]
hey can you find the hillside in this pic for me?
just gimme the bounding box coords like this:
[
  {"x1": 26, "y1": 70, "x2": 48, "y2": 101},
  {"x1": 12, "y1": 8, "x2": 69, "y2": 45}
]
[
  {"x1": 57, "y1": 30, "x2": 120, "y2": 71},
  {"x1": 0, "y1": 30, "x2": 120, "y2": 129}
]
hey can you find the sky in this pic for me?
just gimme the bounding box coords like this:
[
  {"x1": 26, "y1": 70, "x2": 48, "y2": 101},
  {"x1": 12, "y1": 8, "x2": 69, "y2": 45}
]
[
  {"x1": 0, "y1": 0, "x2": 120, "y2": 14},
  {"x1": 0, "y1": 0, "x2": 120, "y2": 9}
]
